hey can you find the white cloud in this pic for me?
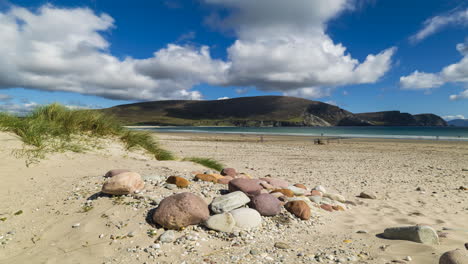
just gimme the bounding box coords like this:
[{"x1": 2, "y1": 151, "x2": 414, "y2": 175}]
[
  {"x1": 410, "y1": 8, "x2": 468, "y2": 43},
  {"x1": 449, "y1": 89, "x2": 468, "y2": 100},
  {"x1": 0, "y1": 5, "x2": 220, "y2": 101},
  {"x1": 400, "y1": 41, "x2": 468, "y2": 99},
  {"x1": 0, "y1": 101, "x2": 38, "y2": 115},
  {"x1": 442, "y1": 114, "x2": 465, "y2": 121},
  {"x1": 325, "y1": 100, "x2": 338, "y2": 106},
  {"x1": 400, "y1": 71, "x2": 444, "y2": 89},
  {"x1": 217, "y1": 96, "x2": 229, "y2": 100},
  {"x1": 205, "y1": 0, "x2": 396, "y2": 98},
  {"x1": 0, "y1": 2, "x2": 395, "y2": 101},
  {"x1": 0, "y1": 94, "x2": 12, "y2": 101}
]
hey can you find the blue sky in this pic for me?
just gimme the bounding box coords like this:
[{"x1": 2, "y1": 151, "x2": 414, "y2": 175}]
[{"x1": 0, "y1": 0, "x2": 467, "y2": 119}]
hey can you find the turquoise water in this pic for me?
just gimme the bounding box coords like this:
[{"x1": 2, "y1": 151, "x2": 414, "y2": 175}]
[{"x1": 137, "y1": 126, "x2": 468, "y2": 141}]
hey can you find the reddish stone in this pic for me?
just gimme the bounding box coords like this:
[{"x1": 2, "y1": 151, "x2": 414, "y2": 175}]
[
  {"x1": 332, "y1": 205, "x2": 345, "y2": 211},
  {"x1": 320, "y1": 204, "x2": 334, "y2": 212},
  {"x1": 102, "y1": 172, "x2": 144, "y2": 195},
  {"x1": 259, "y1": 178, "x2": 290, "y2": 189},
  {"x1": 228, "y1": 178, "x2": 262, "y2": 196},
  {"x1": 152, "y1": 192, "x2": 209, "y2": 229},
  {"x1": 249, "y1": 193, "x2": 281, "y2": 216},
  {"x1": 217, "y1": 176, "x2": 233, "y2": 184},
  {"x1": 104, "y1": 169, "x2": 130, "y2": 178},
  {"x1": 221, "y1": 168, "x2": 237, "y2": 177},
  {"x1": 285, "y1": 200, "x2": 311, "y2": 220},
  {"x1": 195, "y1": 174, "x2": 218, "y2": 183}
]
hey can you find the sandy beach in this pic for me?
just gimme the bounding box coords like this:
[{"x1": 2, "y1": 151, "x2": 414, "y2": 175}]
[{"x1": 0, "y1": 131, "x2": 467, "y2": 264}]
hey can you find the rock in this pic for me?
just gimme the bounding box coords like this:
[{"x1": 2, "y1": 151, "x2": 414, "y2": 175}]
[
  {"x1": 356, "y1": 230, "x2": 368, "y2": 234},
  {"x1": 271, "y1": 189, "x2": 294, "y2": 197},
  {"x1": 404, "y1": 256, "x2": 412, "y2": 261},
  {"x1": 416, "y1": 187, "x2": 425, "y2": 191},
  {"x1": 287, "y1": 185, "x2": 306, "y2": 195},
  {"x1": 323, "y1": 193, "x2": 346, "y2": 203},
  {"x1": 358, "y1": 191, "x2": 377, "y2": 199},
  {"x1": 271, "y1": 192, "x2": 285, "y2": 199},
  {"x1": 313, "y1": 185, "x2": 327, "y2": 194},
  {"x1": 217, "y1": 176, "x2": 233, "y2": 184},
  {"x1": 288, "y1": 196, "x2": 315, "y2": 210},
  {"x1": 259, "y1": 181, "x2": 274, "y2": 190},
  {"x1": 72, "y1": 223, "x2": 80, "y2": 228},
  {"x1": 320, "y1": 204, "x2": 334, "y2": 212},
  {"x1": 166, "y1": 176, "x2": 190, "y2": 188},
  {"x1": 465, "y1": 243, "x2": 468, "y2": 250},
  {"x1": 439, "y1": 249, "x2": 468, "y2": 264},
  {"x1": 210, "y1": 191, "x2": 250, "y2": 214},
  {"x1": 285, "y1": 200, "x2": 310, "y2": 220},
  {"x1": 310, "y1": 190, "x2": 323, "y2": 197},
  {"x1": 221, "y1": 168, "x2": 237, "y2": 177},
  {"x1": 383, "y1": 225, "x2": 439, "y2": 245},
  {"x1": 293, "y1": 183, "x2": 307, "y2": 190},
  {"x1": 152, "y1": 192, "x2": 209, "y2": 230},
  {"x1": 321, "y1": 197, "x2": 334, "y2": 205},
  {"x1": 228, "y1": 178, "x2": 263, "y2": 196},
  {"x1": 274, "y1": 242, "x2": 290, "y2": 249},
  {"x1": 101, "y1": 172, "x2": 145, "y2": 195},
  {"x1": 195, "y1": 174, "x2": 218, "y2": 183},
  {"x1": 104, "y1": 169, "x2": 130, "y2": 178},
  {"x1": 459, "y1": 186, "x2": 467, "y2": 191},
  {"x1": 309, "y1": 196, "x2": 322, "y2": 204},
  {"x1": 204, "y1": 213, "x2": 236, "y2": 232},
  {"x1": 237, "y1": 173, "x2": 253, "y2": 179},
  {"x1": 230, "y1": 208, "x2": 262, "y2": 229},
  {"x1": 159, "y1": 230, "x2": 176, "y2": 243},
  {"x1": 259, "y1": 178, "x2": 290, "y2": 189},
  {"x1": 249, "y1": 193, "x2": 281, "y2": 216},
  {"x1": 332, "y1": 205, "x2": 346, "y2": 211},
  {"x1": 164, "y1": 183, "x2": 177, "y2": 190}
]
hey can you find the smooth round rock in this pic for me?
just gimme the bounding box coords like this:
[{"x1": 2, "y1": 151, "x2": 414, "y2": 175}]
[
  {"x1": 228, "y1": 178, "x2": 262, "y2": 196},
  {"x1": 439, "y1": 249, "x2": 468, "y2": 264},
  {"x1": 195, "y1": 174, "x2": 219, "y2": 183},
  {"x1": 271, "y1": 189, "x2": 294, "y2": 197},
  {"x1": 259, "y1": 178, "x2": 290, "y2": 189},
  {"x1": 230, "y1": 208, "x2": 262, "y2": 229},
  {"x1": 324, "y1": 193, "x2": 346, "y2": 203},
  {"x1": 288, "y1": 185, "x2": 306, "y2": 195},
  {"x1": 159, "y1": 230, "x2": 176, "y2": 243},
  {"x1": 313, "y1": 185, "x2": 327, "y2": 194},
  {"x1": 285, "y1": 200, "x2": 310, "y2": 220},
  {"x1": 221, "y1": 168, "x2": 237, "y2": 177},
  {"x1": 358, "y1": 191, "x2": 377, "y2": 199},
  {"x1": 204, "y1": 213, "x2": 236, "y2": 232},
  {"x1": 294, "y1": 184, "x2": 307, "y2": 190},
  {"x1": 152, "y1": 192, "x2": 209, "y2": 230},
  {"x1": 101, "y1": 172, "x2": 144, "y2": 195},
  {"x1": 249, "y1": 193, "x2": 281, "y2": 216},
  {"x1": 166, "y1": 176, "x2": 190, "y2": 188},
  {"x1": 104, "y1": 169, "x2": 130, "y2": 178},
  {"x1": 383, "y1": 225, "x2": 439, "y2": 245},
  {"x1": 309, "y1": 195, "x2": 322, "y2": 204},
  {"x1": 217, "y1": 176, "x2": 233, "y2": 184}
]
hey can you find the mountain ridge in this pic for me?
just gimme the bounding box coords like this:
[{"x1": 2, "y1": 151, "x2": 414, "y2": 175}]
[{"x1": 100, "y1": 96, "x2": 447, "y2": 127}]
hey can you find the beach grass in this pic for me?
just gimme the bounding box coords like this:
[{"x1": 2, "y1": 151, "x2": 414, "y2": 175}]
[
  {"x1": 0, "y1": 103, "x2": 174, "y2": 162},
  {"x1": 182, "y1": 157, "x2": 224, "y2": 171}
]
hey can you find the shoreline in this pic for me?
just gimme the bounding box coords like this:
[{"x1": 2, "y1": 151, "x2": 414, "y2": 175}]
[{"x1": 140, "y1": 128, "x2": 468, "y2": 143}]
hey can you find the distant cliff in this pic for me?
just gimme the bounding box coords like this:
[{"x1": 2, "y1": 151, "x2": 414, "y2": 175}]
[
  {"x1": 100, "y1": 96, "x2": 447, "y2": 127},
  {"x1": 448, "y1": 119, "x2": 468, "y2": 127}
]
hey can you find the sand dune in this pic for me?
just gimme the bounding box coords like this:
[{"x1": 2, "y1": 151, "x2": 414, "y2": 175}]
[{"x1": 0, "y1": 132, "x2": 467, "y2": 264}]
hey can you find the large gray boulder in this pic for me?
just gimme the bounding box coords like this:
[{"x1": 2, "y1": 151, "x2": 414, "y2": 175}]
[
  {"x1": 383, "y1": 225, "x2": 439, "y2": 245},
  {"x1": 210, "y1": 191, "x2": 250, "y2": 214}
]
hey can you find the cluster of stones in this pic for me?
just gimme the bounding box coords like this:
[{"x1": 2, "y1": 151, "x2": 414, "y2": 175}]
[{"x1": 100, "y1": 167, "x2": 351, "y2": 233}]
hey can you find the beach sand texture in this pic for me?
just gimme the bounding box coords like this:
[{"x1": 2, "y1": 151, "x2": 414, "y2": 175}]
[{"x1": 0, "y1": 132, "x2": 467, "y2": 264}]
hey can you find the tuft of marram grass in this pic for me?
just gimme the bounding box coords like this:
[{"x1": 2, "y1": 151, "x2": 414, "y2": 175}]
[
  {"x1": 183, "y1": 157, "x2": 224, "y2": 171},
  {"x1": 0, "y1": 103, "x2": 174, "y2": 162}
]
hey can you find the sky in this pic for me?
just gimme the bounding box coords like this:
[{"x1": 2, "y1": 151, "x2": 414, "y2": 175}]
[{"x1": 0, "y1": 0, "x2": 467, "y2": 120}]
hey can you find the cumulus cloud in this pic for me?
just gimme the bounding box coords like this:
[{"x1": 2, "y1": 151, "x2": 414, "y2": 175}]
[
  {"x1": 0, "y1": 5, "x2": 220, "y2": 101},
  {"x1": 410, "y1": 8, "x2": 468, "y2": 43},
  {"x1": 0, "y1": 2, "x2": 395, "y2": 101},
  {"x1": 205, "y1": 0, "x2": 396, "y2": 98},
  {"x1": 449, "y1": 89, "x2": 468, "y2": 100},
  {"x1": 217, "y1": 96, "x2": 229, "y2": 100},
  {"x1": 0, "y1": 101, "x2": 39, "y2": 115},
  {"x1": 400, "y1": 41, "x2": 468, "y2": 99},
  {"x1": 442, "y1": 114, "x2": 465, "y2": 121}
]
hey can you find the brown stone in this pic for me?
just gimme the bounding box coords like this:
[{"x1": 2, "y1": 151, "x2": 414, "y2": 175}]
[
  {"x1": 217, "y1": 176, "x2": 233, "y2": 184},
  {"x1": 310, "y1": 190, "x2": 323, "y2": 197},
  {"x1": 166, "y1": 176, "x2": 190, "y2": 188},
  {"x1": 152, "y1": 192, "x2": 209, "y2": 230},
  {"x1": 195, "y1": 174, "x2": 218, "y2": 183},
  {"x1": 102, "y1": 172, "x2": 144, "y2": 195},
  {"x1": 294, "y1": 183, "x2": 307, "y2": 190},
  {"x1": 320, "y1": 204, "x2": 334, "y2": 212},
  {"x1": 249, "y1": 193, "x2": 281, "y2": 216},
  {"x1": 284, "y1": 200, "x2": 311, "y2": 220},
  {"x1": 104, "y1": 169, "x2": 130, "y2": 178},
  {"x1": 271, "y1": 189, "x2": 294, "y2": 197},
  {"x1": 260, "y1": 178, "x2": 290, "y2": 189},
  {"x1": 332, "y1": 205, "x2": 346, "y2": 211}
]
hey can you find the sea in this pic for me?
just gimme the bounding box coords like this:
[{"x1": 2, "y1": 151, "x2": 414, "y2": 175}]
[{"x1": 135, "y1": 126, "x2": 468, "y2": 141}]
